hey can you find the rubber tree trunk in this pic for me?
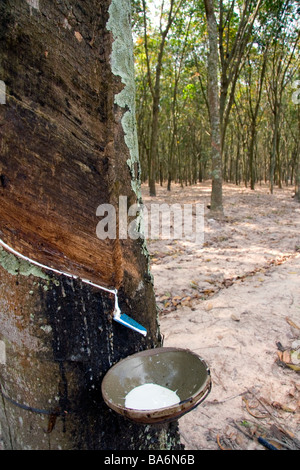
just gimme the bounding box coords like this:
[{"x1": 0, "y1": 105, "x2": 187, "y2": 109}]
[
  {"x1": 204, "y1": 0, "x2": 223, "y2": 216},
  {"x1": 0, "y1": 0, "x2": 182, "y2": 450},
  {"x1": 297, "y1": 105, "x2": 300, "y2": 202}
]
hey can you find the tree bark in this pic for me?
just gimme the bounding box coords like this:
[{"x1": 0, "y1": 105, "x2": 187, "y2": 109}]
[
  {"x1": 0, "y1": 0, "x2": 182, "y2": 450},
  {"x1": 204, "y1": 0, "x2": 223, "y2": 215}
]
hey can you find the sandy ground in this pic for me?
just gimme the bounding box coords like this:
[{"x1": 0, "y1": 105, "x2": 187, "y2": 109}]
[{"x1": 142, "y1": 181, "x2": 300, "y2": 451}]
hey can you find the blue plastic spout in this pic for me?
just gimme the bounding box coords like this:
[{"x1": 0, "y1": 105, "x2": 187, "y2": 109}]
[
  {"x1": 113, "y1": 293, "x2": 147, "y2": 337},
  {"x1": 113, "y1": 313, "x2": 147, "y2": 336}
]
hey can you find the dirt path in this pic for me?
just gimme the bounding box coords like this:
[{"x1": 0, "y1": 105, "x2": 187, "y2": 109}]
[{"x1": 142, "y1": 181, "x2": 300, "y2": 451}]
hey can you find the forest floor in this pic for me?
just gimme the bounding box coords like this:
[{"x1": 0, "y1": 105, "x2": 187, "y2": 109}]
[{"x1": 142, "y1": 181, "x2": 300, "y2": 451}]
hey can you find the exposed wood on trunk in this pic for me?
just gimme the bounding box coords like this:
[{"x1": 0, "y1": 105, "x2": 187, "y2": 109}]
[{"x1": 0, "y1": 0, "x2": 138, "y2": 288}]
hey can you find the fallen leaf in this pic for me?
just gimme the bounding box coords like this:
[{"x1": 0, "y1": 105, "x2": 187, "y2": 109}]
[
  {"x1": 181, "y1": 300, "x2": 192, "y2": 307},
  {"x1": 216, "y1": 434, "x2": 231, "y2": 450},
  {"x1": 285, "y1": 363, "x2": 300, "y2": 372},
  {"x1": 205, "y1": 302, "x2": 213, "y2": 311},
  {"x1": 231, "y1": 313, "x2": 240, "y2": 322},
  {"x1": 242, "y1": 396, "x2": 267, "y2": 419},
  {"x1": 281, "y1": 405, "x2": 295, "y2": 413},
  {"x1": 74, "y1": 31, "x2": 83, "y2": 42},
  {"x1": 286, "y1": 317, "x2": 300, "y2": 330},
  {"x1": 159, "y1": 295, "x2": 170, "y2": 301},
  {"x1": 291, "y1": 351, "x2": 300, "y2": 365},
  {"x1": 203, "y1": 289, "x2": 215, "y2": 296},
  {"x1": 272, "y1": 402, "x2": 295, "y2": 413},
  {"x1": 283, "y1": 350, "x2": 291, "y2": 363}
]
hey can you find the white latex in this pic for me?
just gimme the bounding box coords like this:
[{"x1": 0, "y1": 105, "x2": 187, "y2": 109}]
[{"x1": 125, "y1": 383, "x2": 180, "y2": 410}]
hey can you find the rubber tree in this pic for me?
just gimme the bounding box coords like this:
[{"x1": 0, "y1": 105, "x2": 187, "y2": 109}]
[
  {"x1": 296, "y1": 98, "x2": 300, "y2": 202},
  {"x1": 0, "y1": 0, "x2": 182, "y2": 450},
  {"x1": 141, "y1": 0, "x2": 184, "y2": 197},
  {"x1": 266, "y1": 30, "x2": 299, "y2": 193},
  {"x1": 245, "y1": 43, "x2": 269, "y2": 190},
  {"x1": 204, "y1": 0, "x2": 223, "y2": 215}
]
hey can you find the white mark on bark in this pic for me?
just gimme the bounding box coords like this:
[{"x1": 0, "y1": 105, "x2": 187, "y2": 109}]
[
  {"x1": 63, "y1": 18, "x2": 72, "y2": 31},
  {"x1": 26, "y1": 0, "x2": 39, "y2": 10},
  {"x1": 0, "y1": 81, "x2": 6, "y2": 104},
  {"x1": 0, "y1": 341, "x2": 6, "y2": 365}
]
